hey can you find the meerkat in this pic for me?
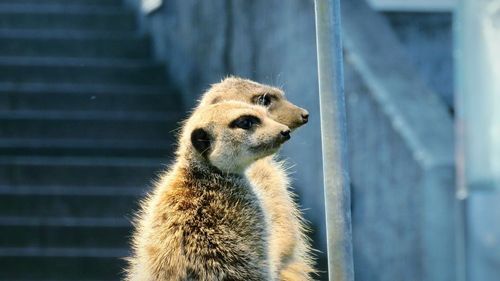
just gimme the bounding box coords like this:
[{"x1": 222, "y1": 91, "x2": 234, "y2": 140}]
[
  {"x1": 197, "y1": 77, "x2": 316, "y2": 280},
  {"x1": 126, "y1": 101, "x2": 292, "y2": 281}
]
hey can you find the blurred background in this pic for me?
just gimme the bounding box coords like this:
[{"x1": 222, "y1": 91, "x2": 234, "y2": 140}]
[{"x1": 0, "y1": 0, "x2": 499, "y2": 280}]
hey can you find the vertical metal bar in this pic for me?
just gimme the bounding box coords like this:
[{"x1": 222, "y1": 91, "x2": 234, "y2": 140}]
[
  {"x1": 314, "y1": 1, "x2": 354, "y2": 280},
  {"x1": 454, "y1": 4, "x2": 468, "y2": 281},
  {"x1": 455, "y1": 0, "x2": 500, "y2": 191},
  {"x1": 453, "y1": 3, "x2": 468, "y2": 279},
  {"x1": 455, "y1": 0, "x2": 500, "y2": 280}
]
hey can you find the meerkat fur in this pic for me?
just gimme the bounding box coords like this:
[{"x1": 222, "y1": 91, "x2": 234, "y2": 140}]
[
  {"x1": 126, "y1": 101, "x2": 292, "y2": 281},
  {"x1": 198, "y1": 77, "x2": 316, "y2": 280}
]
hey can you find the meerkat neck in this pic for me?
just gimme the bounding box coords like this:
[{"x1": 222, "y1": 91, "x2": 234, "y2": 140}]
[
  {"x1": 178, "y1": 155, "x2": 245, "y2": 188},
  {"x1": 179, "y1": 148, "x2": 249, "y2": 178}
]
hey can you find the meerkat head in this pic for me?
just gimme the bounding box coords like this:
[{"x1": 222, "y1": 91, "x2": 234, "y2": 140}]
[
  {"x1": 198, "y1": 76, "x2": 309, "y2": 130},
  {"x1": 179, "y1": 101, "x2": 291, "y2": 174}
]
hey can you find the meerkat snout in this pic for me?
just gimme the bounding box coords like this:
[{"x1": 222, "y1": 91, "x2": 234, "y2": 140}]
[
  {"x1": 259, "y1": 118, "x2": 291, "y2": 149},
  {"x1": 301, "y1": 110, "x2": 310, "y2": 124}
]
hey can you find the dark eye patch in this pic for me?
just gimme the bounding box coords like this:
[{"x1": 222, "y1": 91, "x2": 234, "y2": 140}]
[
  {"x1": 229, "y1": 115, "x2": 261, "y2": 130},
  {"x1": 253, "y1": 93, "x2": 276, "y2": 107}
]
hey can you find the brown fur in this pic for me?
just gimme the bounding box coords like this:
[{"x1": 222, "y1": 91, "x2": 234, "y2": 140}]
[
  {"x1": 126, "y1": 101, "x2": 291, "y2": 281},
  {"x1": 198, "y1": 77, "x2": 308, "y2": 131},
  {"x1": 198, "y1": 77, "x2": 316, "y2": 280}
]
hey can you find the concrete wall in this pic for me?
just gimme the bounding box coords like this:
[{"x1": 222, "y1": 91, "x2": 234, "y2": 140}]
[
  {"x1": 126, "y1": 0, "x2": 329, "y2": 273},
  {"x1": 126, "y1": 0, "x2": 456, "y2": 280},
  {"x1": 384, "y1": 12, "x2": 454, "y2": 111},
  {"x1": 342, "y1": 1, "x2": 456, "y2": 279}
]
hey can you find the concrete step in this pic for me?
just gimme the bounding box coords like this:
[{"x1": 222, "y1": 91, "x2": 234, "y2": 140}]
[
  {"x1": 0, "y1": 191, "x2": 140, "y2": 217},
  {"x1": 0, "y1": 82, "x2": 181, "y2": 112},
  {"x1": 0, "y1": 139, "x2": 172, "y2": 157},
  {"x1": 0, "y1": 4, "x2": 135, "y2": 31},
  {"x1": 0, "y1": 185, "x2": 145, "y2": 196},
  {"x1": 0, "y1": 156, "x2": 164, "y2": 187},
  {"x1": 0, "y1": 28, "x2": 138, "y2": 38},
  {"x1": 0, "y1": 247, "x2": 125, "y2": 280},
  {"x1": 0, "y1": 217, "x2": 131, "y2": 248},
  {"x1": 0, "y1": 110, "x2": 180, "y2": 140},
  {"x1": 0, "y1": 0, "x2": 122, "y2": 6},
  {"x1": 0, "y1": 57, "x2": 166, "y2": 85},
  {"x1": 0, "y1": 33, "x2": 151, "y2": 58}
]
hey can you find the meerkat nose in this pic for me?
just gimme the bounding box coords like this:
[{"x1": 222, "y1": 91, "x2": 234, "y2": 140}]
[
  {"x1": 280, "y1": 129, "x2": 291, "y2": 141},
  {"x1": 301, "y1": 112, "x2": 309, "y2": 123}
]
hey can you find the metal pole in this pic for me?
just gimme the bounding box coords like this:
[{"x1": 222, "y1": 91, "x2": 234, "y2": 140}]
[
  {"x1": 314, "y1": 1, "x2": 354, "y2": 280},
  {"x1": 453, "y1": 3, "x2": 468, "y2": 279},
  {"x1": 455, "y1": 0, "x2": 500, "y2": 193},
  {"x1": 455, "y1": 0, "x2": 500, "y2": 280}
]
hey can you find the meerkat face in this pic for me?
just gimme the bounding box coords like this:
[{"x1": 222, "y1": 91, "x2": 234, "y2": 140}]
[
  {"x1": 184, "y1": 102, "x2": 291, "y2": 173},
  {"x1": 199, "y1": 77, "x2": 309, "y2": 130}
]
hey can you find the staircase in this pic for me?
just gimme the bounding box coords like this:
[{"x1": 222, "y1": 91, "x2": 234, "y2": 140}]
[{"x1": 0, "y1": 0, "x2": 183, "y2": 280}]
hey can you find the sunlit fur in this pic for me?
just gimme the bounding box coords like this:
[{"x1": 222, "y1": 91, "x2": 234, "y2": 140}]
[
  {"x1": 125, "y1": 101, "x2": 291, "y2": 281},
  {"x1": 198, "y1": 77, "x2": 316, "y2": 280}
]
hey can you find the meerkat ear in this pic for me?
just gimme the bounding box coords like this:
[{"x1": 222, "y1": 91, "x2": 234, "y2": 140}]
[{"x1": 191, "y1": 128, "x2": 212, "y2": 157}]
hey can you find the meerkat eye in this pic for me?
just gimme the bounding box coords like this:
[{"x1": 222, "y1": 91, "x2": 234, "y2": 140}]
[
  {"x1": 229, "y1": 115, "x2": 261, "y2": 130},
  {"x1": 257, "y1": 94, "x2": 272, "y2": 107}
]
